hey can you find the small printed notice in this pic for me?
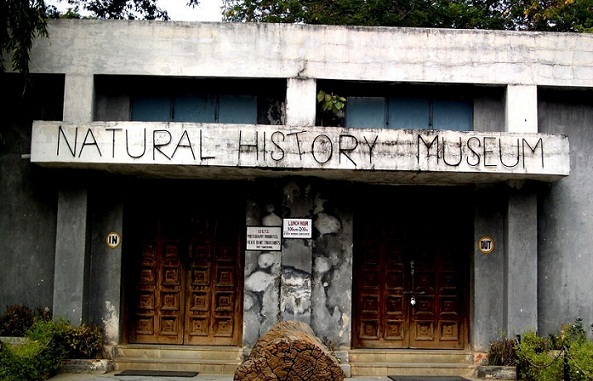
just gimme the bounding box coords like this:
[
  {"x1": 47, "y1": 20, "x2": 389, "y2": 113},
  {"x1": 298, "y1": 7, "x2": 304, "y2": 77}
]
[
  {"x1": 283, "y1": 218, "x2": 313, "y2": 239},
  {"x1": 246, "y1": 226, "x2": 282, "y2": 251}
]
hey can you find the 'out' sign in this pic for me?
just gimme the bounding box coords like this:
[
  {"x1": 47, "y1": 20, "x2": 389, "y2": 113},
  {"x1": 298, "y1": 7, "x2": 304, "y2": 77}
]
[
  {"x1": 477, "y1": 236, "x2": 495, "y2": 255},
  {"x1": 106, "y1": 232, "x2": 122, "y2": 249}
]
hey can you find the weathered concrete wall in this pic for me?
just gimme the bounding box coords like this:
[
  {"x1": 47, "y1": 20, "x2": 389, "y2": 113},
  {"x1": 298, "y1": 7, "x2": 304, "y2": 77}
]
[
  {"x1": 244, "y1": 182, "x2": 283, "y2": 347},
  {"x1": 0, "y1": 157, "x2": 57, "y2": 310},
  {"x1": 0, "y1": 74, "x2": 62, "y2": 314},
  {"x1": 310, "y1": 182, "x2": 353, "y2": 350},
  {"x1": 537, "y1": 90, "x2": 593, "y2": 336},
  {"x1": 242, "y1": 178, "x2": 352, "y2": 350},
  {"x1": 27, "y1": 21, "x2": 593, "y2": 88}
]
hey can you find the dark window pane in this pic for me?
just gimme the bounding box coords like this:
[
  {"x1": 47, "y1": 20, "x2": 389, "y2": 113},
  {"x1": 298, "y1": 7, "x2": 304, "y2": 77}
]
[
  {"x1": 346, "y1": 97, "x2": 385, "y2": 128},
  {"x1": 219, "y1": 95, "x2": 257, "y2": 124},
  {"x1": 174, "y1": 94, "x2": 216, "y2": 123},
  {"x1": 432, "y1": 100, "x2": 473, "y2": 131},
  {"x1": 132, "y1": 96, "x2": 171, "y2": 121},
  {"x1": 388, "y1": 98, "x2": 430, "y2": 130}
]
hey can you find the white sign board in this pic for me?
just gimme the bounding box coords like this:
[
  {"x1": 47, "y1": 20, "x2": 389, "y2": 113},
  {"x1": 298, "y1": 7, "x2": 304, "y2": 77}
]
[
  {"x1": 31, "y1": 122, "x2": 570, "y2": 182},
  {"x1": 283, "y1": 218, "x2": 313, "y2": 239},
  {"x1": 246, "y1": 226, "x2": 281, "y2": 251}
]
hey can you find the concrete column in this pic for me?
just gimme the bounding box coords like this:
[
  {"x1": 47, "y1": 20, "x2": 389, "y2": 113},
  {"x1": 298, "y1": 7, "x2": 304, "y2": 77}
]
[
  {"x1": 88, "y1": 190, "x2": 124, "y2": 348},
  {"x1": 506, "y1": 192, "x2": 538, "y2": 334},
  {"x1": 53, "y1": 74, "x2": 94, "y2": 324},
  {"x1": 505, "y1": 85, "x2": 537, "y2": 133},
  {"x1": 53, "y1": 188, "x2": 90, "y2": 325},
  {"x1": 504, "y1": 84, "x2": 538, "y2": 335},
  {"x1": 281, "y1": 180, "x2": 313, "y2": 324},
  {"x1": 285, "y1": 78, "x2": 317, "y2": 126},
  {"x1": 63, "y1": 74, "x2": 95, "y2": 122},
  {"x1": 472, "y1": 186, "x2": 506, "y2": 351}
]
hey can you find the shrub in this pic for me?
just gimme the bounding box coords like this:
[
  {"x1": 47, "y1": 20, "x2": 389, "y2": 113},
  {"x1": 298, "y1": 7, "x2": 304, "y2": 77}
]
[
  {"x1": 0, "y1": 340, "x2": 41, "y2": 381},
  {"x1": 488, "y1": 335, "x2": 517, "y2": 366},
  {"x1": 0, "y1": 317, "x2": 106, "y2": 380},
  {"x1": 0, "y1": 305, "x2": 52, "y2": 336},
  {"x1": 516, "y1": 331, "x2": 562, "y2": 381},
  {"x1": 64, "y1": 323, "x2": 105, "y2": 359},
  {"x1": 516, "y1": 318, "x2": 593, "y2": 381},
  {"x1": 0, "y1": 305, "x2": 35, "y2": 336}
]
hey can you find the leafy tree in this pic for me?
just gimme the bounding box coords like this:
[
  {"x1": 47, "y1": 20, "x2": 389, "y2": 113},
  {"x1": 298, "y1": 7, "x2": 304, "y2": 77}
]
[
  {"x1": 0, "y1": 0, "x2": 48, "y2": 76},
  {"x1": 59, "y1": 0, "x2": 170, "y2": 20},
  {"x1": 1, "y1": 0, "x2": 202, "y2": 75},
  {"x1": 222, "y1": 0, "x2": 593, "y2": 32},
  {"x1": 514, "y1": 0, "x2": 593, "y2": 32}
]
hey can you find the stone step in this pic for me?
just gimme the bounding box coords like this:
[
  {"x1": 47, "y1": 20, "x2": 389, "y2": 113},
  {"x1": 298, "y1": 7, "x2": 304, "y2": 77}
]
[
  {"x1": 349, "y1": 349, "x2": 475, "y2": 364},
  {"x1": 350, "y1": 362, "x2": 477, "y2": 378},
  {"x1": 114, "y1": 345, "x2": 243, "y2": 374},
  {"x1": 348, "y1": 350, "x2": 478, "y2": 378}
]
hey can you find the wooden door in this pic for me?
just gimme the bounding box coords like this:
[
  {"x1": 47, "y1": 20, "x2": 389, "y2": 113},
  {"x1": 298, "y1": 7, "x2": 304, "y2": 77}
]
[
  {"x1": 126, "y1": 199, "x2": 243, "y2": 346},
  {"x1": 353, "y1": 187, "x2": 470, "y2": 349},
  {"x1": 184, "y1": 210, "x2": 243, "y2": 345}
]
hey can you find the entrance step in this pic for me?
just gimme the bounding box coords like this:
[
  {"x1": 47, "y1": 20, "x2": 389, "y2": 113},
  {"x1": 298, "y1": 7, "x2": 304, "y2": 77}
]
[
  {"x1": 114, "y1": 345, "x2": 243, "y2": 374},
  {"x1": 348, "y1": 349, "x2": 478, "y2": 378}
]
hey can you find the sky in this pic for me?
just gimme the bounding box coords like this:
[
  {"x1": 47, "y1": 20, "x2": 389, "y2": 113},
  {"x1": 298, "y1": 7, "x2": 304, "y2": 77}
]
[
  {"x1": 47, "y1": 0, "x2": 224, "y2": 21},
  {"x1": 160, "y1": 0, "x2": 224, "y2": 21}
]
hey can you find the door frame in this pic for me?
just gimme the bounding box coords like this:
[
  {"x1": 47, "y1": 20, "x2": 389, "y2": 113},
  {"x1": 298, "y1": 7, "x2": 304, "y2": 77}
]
[
  {"x1": 121, "y1": 180, "x2": 245, "y2": 346},
  {"x1": 351, "y1": 185, "x2": 472, "y2": 350}
]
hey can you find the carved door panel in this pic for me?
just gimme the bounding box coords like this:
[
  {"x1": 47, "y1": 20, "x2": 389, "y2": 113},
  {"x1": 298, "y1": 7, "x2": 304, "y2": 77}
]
[
  {"x1": 130, "y1": 239, "x2": 185, "y2": 344},
  {"x1": 185, "y1": 212, "x2": 242, "y2": 345},
  {"x1": 353, "y1": 188, "x2": 469, "y2": 350},
  {"x1": 127, "y1": 207, "x2": 242, "y2": 346}
]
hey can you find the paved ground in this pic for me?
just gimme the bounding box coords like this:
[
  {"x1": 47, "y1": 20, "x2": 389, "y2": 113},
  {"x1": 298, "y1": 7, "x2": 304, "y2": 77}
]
[{"x1": 49, "y1": 373, "x2": 392, "y2": 381}]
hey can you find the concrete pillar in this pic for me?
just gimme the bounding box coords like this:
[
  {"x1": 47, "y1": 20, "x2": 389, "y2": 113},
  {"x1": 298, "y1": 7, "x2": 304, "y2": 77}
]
[
  {"x1": 53, "y1": 74, "x2": 94, "y2": 324},
  {"x1": 53, "y1": 189, "x2": 90, "y2": 325},
  {"x1": 505, "y1": 85, "x2": 537, "y2": 133},
  {"x1": 88, "y1": 190, "x2": 124, "y2": 347},
  {"x1": 506, "y1": 192, "x2": 538, "y2": 334},
  {"x1": 504, "y1": 84, "x2": 538, "y2": 335},
  {"x1": 63, "y1": 74, "x2": 95, "y2": 122},
  {"x1": 281, "y1": 180, "x2": 313, "y2": 324},
  {"x1": 472, "y1": 186, "x2": 506, "y2": 351},
  {"x1": 285, "y1": 78, "x2": 317, "y2": 126}
]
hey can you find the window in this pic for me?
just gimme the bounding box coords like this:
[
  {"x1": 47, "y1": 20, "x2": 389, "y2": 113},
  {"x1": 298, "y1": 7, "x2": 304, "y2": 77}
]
[
  {"x1": 131, "y1": 94, "x2": 258, "y2": 124},
  {"x1": 345, "y1": 96, "x2": 473, "y2": 131}
]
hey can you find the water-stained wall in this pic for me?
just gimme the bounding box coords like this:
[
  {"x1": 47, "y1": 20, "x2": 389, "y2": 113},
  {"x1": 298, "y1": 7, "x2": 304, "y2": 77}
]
[{"x1": 243, "y1": 178, "x2": 353, "y2": 350}]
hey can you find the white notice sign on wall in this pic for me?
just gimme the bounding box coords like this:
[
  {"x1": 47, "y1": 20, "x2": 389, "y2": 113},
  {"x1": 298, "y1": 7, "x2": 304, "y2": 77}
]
[
  {"x1": 246, "y1": 226, "x2": 282, "y2": 251},
  {"x1": 283, "y1": 218, "x2": 313, "y2": 238}
]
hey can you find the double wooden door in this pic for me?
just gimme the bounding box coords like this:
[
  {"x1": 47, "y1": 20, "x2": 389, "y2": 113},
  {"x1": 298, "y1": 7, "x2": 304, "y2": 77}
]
[
  {"x1": 126, "y1": 195, "x2": 243, "y2": 346},
  {"x1": 353, "y1": 187, "x2": 470, "y2": 349}
]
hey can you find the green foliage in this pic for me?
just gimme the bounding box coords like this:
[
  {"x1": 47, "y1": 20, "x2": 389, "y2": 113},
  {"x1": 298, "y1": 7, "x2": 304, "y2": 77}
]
[
  {"x1": 488, "y1": 335, "x2": 518, "y2": 366},
  {"x1": 516, "y1": 318, "x2": 593, "y2": 381},
  {"x1": 0, "y1": 305, "x2": 52, "y2": 336},
  {"x1": 0, "y1": 0, "x2": 48, "y2": 75},
  {"x1": 317, "y1": 90, "x2": 346, "y2": 114},
  {"x1": 64, "y1": 323, "x2": 105, "y2": 359},
  {"x1": 62, "y1": 0, "x2": 169, "y2": 20},
  {"x1": 517, "y1": 0, "x2": 593, "y2": 32},
  {"x1": 0, "y1": 305, "x2": 106, "y2": 380},
  {"x1": 516, "y1": 331, "x2": 563, "y2": 381},
  {"x1": 222, "y1": 0, "x2": 593, "y2": 33},
  {"x1": 0, "y1": 341, "x2": 41, "y2": 381}
]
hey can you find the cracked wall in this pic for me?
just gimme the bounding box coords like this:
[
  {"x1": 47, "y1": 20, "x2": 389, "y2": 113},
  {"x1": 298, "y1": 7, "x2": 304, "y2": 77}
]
[{"x1": 243, "y1": 179, "x2": 353, "y2": 350}]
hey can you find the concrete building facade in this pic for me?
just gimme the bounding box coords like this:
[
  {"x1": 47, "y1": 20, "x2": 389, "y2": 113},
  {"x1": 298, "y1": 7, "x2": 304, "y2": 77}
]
[{"x1": 1, "y1": 19, "x2": 591, "y2": 376}]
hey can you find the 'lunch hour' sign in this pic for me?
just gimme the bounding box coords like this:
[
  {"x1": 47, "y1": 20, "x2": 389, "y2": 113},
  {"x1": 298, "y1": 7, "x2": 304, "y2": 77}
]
[{"x1": 283, "y1": 218, "x2": 312, "y2": 238}]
